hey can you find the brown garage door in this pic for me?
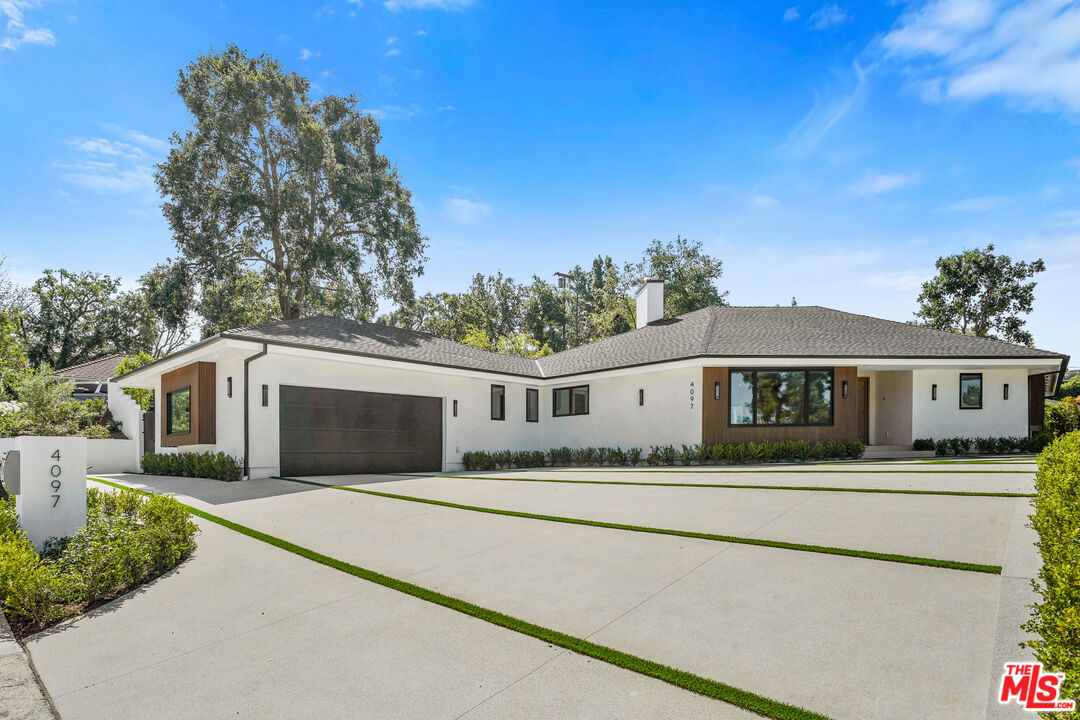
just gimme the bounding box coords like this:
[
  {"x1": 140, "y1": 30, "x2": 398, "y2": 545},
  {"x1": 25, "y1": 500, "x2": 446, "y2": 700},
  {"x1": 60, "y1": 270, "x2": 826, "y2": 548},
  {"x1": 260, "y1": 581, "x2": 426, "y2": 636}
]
[{"x1": 279, "y1": 385, "x2": 442, "y2": 476}]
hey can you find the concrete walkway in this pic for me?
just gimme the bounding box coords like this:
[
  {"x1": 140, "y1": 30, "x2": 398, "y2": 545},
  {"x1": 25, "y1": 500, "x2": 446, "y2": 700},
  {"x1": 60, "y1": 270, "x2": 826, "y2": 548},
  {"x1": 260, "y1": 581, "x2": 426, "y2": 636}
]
[
  {"x1": 0, "y1": 610, "x2": 54, "y2": 720},
  {"x1": 24, "y1": 463, "x2": 1044, "y2": 719}
]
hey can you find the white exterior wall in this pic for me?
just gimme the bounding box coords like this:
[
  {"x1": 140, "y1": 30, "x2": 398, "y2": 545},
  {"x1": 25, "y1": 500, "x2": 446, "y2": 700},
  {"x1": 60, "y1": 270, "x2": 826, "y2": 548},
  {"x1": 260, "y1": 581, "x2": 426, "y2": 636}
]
[
  {"x1": 911, "y1": 367, "x2": 1029, "y2": 440},
  {"x1": 243, "y1": 350, "x2": 545, "y2": 477},
  {"x1": 542, "y1": 365, "x2": 702, "y2": 452}
]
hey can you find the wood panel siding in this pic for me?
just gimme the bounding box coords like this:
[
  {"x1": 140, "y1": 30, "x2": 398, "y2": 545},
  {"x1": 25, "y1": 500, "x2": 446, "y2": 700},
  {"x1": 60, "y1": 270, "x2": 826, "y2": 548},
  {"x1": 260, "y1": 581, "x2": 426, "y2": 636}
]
[
  {"x1": 160, "y1": 361, "x2": 216, "y2": 447},
  {"x1": 702, "y1": 366, "x2": 859, "y2": 445},
  {"x1": 1028, "y1": 374, "x2": 1046, "y2": 432}
]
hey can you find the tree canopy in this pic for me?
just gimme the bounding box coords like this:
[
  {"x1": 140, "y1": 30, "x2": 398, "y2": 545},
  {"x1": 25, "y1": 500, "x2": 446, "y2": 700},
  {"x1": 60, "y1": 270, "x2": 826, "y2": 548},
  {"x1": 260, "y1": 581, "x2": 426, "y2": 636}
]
[
  {"x1": 915, "y1": 244, "x2": 1045, "y2": 346},
  {"x1": 379, "y1": 236, "x2": 727, "y2": 355},
  {"x1": 21, "y1": 269, "x2": 154, "y2": 369},
  {"x1": 156, "y1": 45, "x2": 427, "y2": 323}
]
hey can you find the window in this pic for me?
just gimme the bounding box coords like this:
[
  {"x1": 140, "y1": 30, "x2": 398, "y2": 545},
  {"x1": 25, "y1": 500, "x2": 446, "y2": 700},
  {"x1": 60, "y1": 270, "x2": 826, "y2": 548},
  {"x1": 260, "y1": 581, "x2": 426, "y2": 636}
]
[
  {"x1": 553, "y1": 385, "x2": 589, "y2": 417},
  {"x1": 166, "y1": 387, "x2": 191, "y2": 435},
  {"x1": 959, "y1": 373, "x2": 982, "y2": 409},
  {"x1": 526, "y1": 388, "x2": 539, "y2": 422},
  {"x1": 728, "y1": 369, "x2": 833, "y2": 426},
  {"x1": 490, "y1": 385, "x2": 505, "y2": 420}
]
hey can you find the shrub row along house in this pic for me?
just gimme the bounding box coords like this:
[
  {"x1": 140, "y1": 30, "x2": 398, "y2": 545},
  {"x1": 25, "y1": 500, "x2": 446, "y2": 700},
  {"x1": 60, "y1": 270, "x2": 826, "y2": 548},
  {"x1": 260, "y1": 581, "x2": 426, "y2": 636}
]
[{"x1": 114, "y1": 280, "x2": 1069, "y2": 478}]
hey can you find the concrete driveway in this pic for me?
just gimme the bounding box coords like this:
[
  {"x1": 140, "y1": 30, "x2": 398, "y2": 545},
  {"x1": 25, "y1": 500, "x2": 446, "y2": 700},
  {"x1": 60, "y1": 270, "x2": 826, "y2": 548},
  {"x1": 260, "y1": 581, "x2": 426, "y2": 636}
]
[{"x1": 24, "y1": 461, "x2": 1041, "y2": 720}]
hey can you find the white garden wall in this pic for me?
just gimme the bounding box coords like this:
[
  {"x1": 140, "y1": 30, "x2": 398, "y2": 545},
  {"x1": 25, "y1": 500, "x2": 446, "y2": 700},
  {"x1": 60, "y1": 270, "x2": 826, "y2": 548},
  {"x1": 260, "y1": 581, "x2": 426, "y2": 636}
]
[{"x1": 911, "y1": 367, "x2": 1029, "y2": 440}]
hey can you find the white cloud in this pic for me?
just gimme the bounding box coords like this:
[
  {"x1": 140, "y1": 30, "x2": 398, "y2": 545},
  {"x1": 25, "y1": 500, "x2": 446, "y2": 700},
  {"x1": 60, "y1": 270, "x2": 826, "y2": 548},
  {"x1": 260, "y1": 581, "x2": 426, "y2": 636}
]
[
  {"x1": 846, "y1": 171, "x2": 920, "y2": 196},
  {"x1": 938, "y1": 195, "x2": 1011, "y2": 211},
  {"x1": 882, "y1": 0, "x2": 1080, "y2": 114},
  {"x1": 384, "y1": 0, "x2": 473, "y2": 10},
  {"x1": 783, "y1": 6, "x2": 801, "y2": 21},
  {"x1": 385, "y1": 48, "x2": 401, "y2": 56},
  {"x1": 55, "y1": 126, "x2": 166, "y2": 197},
  {"x1": 749, "y1": 193, "x2": 780, "y2": 209},
  {"x1": 386, "y1": 36, "x2": 397, "y2": 45},
  {"x1": 415, "y1": 29, "x2": 428, "y2": 35},
  {"x1": 1, "y1": 1, "x2": 56, "y2": 51},
  {"x1": 442, "y1": 197, "x2": 492, "y2": 223},
  {"x1": 778, "y1": 61, "x2": 868, "y2": 157},
  {"x1": 299, "y1": 48, "x2": 319, "y2": 60},
  {"x1": 808, "y1": 3, "x2": 850, "y2": 29}
]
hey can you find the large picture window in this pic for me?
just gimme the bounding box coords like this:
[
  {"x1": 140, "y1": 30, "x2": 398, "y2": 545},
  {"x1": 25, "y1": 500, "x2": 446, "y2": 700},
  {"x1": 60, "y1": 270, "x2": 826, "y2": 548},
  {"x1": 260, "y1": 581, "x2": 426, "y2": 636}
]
[
  {"x1": 553, "y1": 385, "x2": 589, "y2": 417},
  {"x1": 729, "y1": 369, "x2": 833, "y2": 426},
  {"x1": 959, "y1": 373, "x2": 982, "y2": 410},
  {"x1": 166, "y1": 386, "x2": 191, "y2": 435}
]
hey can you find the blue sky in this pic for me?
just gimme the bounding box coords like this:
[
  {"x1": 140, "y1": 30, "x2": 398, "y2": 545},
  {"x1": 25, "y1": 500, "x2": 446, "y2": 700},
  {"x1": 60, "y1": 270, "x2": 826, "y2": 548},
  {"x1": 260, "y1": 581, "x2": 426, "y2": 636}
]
[{"x1": 0, "y1": 0, "x2": 1077, "y2": 360}]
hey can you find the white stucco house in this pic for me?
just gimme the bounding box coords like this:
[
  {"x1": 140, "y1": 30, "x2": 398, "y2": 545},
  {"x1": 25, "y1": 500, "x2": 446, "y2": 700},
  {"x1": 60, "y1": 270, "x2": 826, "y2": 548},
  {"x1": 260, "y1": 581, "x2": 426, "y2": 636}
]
[{"x1": 113, "y1": 281, "x2": 1069, "y2": 478}]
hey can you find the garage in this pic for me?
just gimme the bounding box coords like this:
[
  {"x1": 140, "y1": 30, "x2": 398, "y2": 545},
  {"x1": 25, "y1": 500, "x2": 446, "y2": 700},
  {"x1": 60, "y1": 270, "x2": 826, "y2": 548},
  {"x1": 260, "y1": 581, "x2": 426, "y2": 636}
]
[{"x1": 279, "y1": 385, "x2": 443, "y2": 476}]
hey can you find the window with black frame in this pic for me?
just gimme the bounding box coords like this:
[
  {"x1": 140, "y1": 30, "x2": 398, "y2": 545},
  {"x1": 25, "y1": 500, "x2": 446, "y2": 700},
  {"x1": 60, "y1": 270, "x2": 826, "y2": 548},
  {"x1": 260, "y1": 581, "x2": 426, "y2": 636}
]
[
  {"x1": 490, "y1": 385, "x2": 505, "y2": 420},
  {"x1": 166, "y1": 386, "x2": 191, "y2": 435},
  {"x1": 526, "y1": 388, "x2": 539, "y2": 422},
  {"x1": 729, "y1": 369, "x2": 833, "y2": 426},
  {"x1": 553, "y1": 385, "x2": 589, "y2": 417},
  {"x1": 959, "y1": 373, "x2": 982, "y2": 409}
]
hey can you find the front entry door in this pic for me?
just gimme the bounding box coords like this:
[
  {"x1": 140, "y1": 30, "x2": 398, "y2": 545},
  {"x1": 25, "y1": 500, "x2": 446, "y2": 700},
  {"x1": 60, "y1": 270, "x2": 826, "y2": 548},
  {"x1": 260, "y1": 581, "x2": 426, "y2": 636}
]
[{"x1": 857, "y1": 378, "x2": 870, "y2": 445}]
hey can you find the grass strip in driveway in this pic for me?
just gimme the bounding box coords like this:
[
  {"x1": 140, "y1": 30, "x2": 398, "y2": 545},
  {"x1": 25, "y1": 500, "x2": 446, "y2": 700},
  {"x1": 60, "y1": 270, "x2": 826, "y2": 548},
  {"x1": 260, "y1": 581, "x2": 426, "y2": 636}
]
[
  {"x1": 438, "y1": 474, "x2": 1033, "y2": 498},
  {"x1": 88, "y1": 477, "x2": 830, "y2": 720},
  {"x1": 526, "y1": 467, "x2": 1032, "y2": 474},
  {"x1": 275, "y1": 476, "x2": 1002, "y2": 574}
]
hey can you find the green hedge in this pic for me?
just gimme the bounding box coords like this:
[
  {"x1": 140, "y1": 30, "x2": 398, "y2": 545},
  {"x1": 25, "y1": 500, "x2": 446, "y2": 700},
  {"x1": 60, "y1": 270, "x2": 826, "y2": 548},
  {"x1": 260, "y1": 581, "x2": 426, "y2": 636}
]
[
  {"x1": 141, "y1": 451, "x2": 242, "y2": 481},
  {"x1": 911, "y1": 435, "x2": 1050, "y2": 456},
  {"x1": 1046, "y1": 399, "x2": 1080, "y2": 439},
  {"x1": 0, "y1": 487, "x2": 197, "y2": 635},
  {"x1": 1024, "y1": 431, "x2": 1080, "y2": 712},
  {"x1": 462, "y1": 440, "x2": 864, "y2": 471}
]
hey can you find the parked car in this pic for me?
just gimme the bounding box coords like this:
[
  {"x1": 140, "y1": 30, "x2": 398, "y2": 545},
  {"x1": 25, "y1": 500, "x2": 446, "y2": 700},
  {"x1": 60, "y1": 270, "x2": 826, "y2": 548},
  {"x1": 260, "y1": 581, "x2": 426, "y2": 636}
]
[{"x1": 72, "y1": 382, "x2": 108, "y2": 401}]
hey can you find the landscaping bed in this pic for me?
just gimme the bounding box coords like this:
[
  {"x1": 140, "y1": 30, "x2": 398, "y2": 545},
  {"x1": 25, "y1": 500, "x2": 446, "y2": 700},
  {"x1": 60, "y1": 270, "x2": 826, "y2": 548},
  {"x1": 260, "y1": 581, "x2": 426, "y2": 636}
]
[
  {"x1": 463, "y1": 440, "x2": 865, "y2": 471},
  {"x1": 0, "y1": 486, "x2": 197, "y2": 639}
]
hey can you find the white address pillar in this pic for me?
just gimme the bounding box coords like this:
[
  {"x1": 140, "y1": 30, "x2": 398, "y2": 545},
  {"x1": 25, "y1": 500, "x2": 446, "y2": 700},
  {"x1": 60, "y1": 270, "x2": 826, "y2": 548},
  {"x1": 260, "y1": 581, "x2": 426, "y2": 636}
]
[{"x1": 13, "y1": 437, "x2": 87, "y2": 549}]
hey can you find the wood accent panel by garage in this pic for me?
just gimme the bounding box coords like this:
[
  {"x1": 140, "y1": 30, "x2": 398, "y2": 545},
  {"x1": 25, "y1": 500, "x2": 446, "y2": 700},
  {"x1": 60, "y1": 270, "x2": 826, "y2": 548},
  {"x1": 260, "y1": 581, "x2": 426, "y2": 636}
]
[
  {"x1": 702, "y1": 366, "x2": 859, "y2": 445},
  {"x1": 160, "y1": 361, "x2": 216, "y2": 447}
]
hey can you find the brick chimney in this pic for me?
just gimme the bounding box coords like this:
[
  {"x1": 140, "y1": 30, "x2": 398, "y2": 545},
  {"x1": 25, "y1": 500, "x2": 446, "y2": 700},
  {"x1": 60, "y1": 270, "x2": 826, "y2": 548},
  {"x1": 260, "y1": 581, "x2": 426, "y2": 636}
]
[{"x1": 635, "y1": 278, "x2": 664, "y2": 329}]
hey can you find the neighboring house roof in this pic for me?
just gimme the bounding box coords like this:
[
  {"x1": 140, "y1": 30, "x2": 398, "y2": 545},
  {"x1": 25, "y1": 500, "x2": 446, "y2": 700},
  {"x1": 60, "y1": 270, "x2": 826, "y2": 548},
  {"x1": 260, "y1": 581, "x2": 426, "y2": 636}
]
[
  {"x1": 53, "y1": 354, "x2": 126, "y2": 383},
  {"x1": 197, "y1": 307, "x2": 1067, "y2": 381}
]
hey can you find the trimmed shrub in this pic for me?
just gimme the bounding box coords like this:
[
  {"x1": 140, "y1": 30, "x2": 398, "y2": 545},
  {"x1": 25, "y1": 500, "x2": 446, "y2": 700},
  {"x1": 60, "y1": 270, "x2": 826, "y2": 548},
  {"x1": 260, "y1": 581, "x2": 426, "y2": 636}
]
[
  {"x1": 1046, "y1": 399, "x2": 1080, "y2": 439},
  {"x1": 1023, "y1": 431, "x2": 1080, "y2": 709},
  {"x1": 912, "y1": 438, "x2": 935, "y2": 451},
  {"x1": 0, "y1": 487, "x2": 197, "y2": 635},
  {"x1": 627, "y1": 447, "x2": 643, "y2": 466},
  {"x1": 141, "y1": 452, "x2": 242, "y2": 481}
]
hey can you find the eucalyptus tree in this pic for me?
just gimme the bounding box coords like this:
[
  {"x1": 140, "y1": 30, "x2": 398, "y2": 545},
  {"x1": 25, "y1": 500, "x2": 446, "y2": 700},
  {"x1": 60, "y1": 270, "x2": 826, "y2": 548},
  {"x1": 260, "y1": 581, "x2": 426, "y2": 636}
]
[{"x1": 156, "y1": 45, "x2": 427, "y2": 322}]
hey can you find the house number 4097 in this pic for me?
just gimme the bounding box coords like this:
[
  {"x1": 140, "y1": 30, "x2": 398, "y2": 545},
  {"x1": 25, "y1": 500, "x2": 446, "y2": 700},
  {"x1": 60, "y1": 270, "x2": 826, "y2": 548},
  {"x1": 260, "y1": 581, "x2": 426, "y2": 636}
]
[
  {"x1": 689, "y1": 381, "x2": 694, "y2": 410},
  {"x1": 50, "y1": 449, "x2": 62, "y2": 508}
]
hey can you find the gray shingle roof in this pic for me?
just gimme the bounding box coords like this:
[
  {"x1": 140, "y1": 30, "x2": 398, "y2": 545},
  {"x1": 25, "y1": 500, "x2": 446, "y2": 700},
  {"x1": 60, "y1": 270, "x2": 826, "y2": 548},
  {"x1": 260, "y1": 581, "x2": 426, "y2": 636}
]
[
  {"x1": 221, "y1": 316, "x2": 540, "y2": 377},
  {"x1": 215, "y1": 307, "x2": 1066, "y2": 380},
  {"x1": 53, "y1": 354, "x2": 125, "y2": 382}
]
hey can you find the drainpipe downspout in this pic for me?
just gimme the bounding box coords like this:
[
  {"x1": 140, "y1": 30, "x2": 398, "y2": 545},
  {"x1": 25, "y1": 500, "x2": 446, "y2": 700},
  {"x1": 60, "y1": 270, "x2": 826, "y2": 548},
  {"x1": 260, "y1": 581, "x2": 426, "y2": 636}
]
[{"x1": 243, "y1": 343, "x2": 268, "y2": 480}]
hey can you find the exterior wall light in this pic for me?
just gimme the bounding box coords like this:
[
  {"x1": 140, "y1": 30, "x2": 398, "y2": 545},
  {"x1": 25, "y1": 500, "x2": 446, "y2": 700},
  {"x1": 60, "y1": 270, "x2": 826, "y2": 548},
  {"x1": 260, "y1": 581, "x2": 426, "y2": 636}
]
[
  {"x1": 453, "y1": 399, "x2": 458, "y2": 417},
  {"x1": 841, "y1": 380, "x2": 848, "y2": 399},
  {"x1": 639, "y1": 389, "x2": 644, "y2": 406},
  {"x1": 932, "y1": 384, "x2": 937, "y2": 401},
  {"x1": 1004, "y1": 384, "x2": 1009, "y2": 400},
  {"x1": 714, "y1": 381, "x2": 720, "y2": 400}
]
